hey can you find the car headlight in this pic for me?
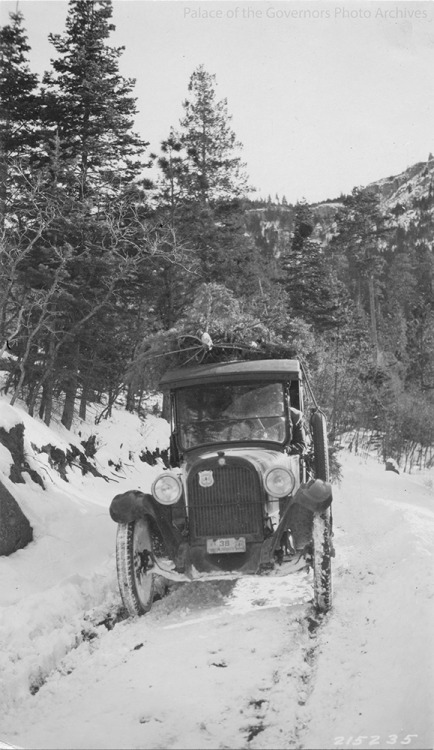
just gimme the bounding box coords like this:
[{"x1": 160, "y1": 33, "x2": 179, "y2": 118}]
[
  {"x1": 152, "y1": 473, "x2": 182, "y2": 505},
  {"x1": 264, "y1": 467, "x2": 295, "y2": 497}
]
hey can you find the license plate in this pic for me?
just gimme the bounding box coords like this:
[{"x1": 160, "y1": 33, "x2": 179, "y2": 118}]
[{"x1": 206, "y1": 537, "x2": 246, "y2": 554}]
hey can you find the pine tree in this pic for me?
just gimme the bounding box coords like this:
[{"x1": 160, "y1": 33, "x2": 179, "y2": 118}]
[
  {"x1": 281, "y1": 201, "x2": 343, "y2": 332},
  {"x1": 395, "y1": 212, "x2": 434, "y2": 391},
  {"x1": 329, "y1": 188, "x2": 393, "y2": 365},
  {"x1": 160, "y1": 65, "x2": 249, "y2": 206},
  {"x1": 153, "y1": 66, "x2": 256, "y2": 329},
  {"x1": 41, "y1": 0, "x2": 148, "y2": 200},
  {"x1": 35, "y1": 0, "x2": 150, "y2": 425},
  {"x1": 4, "y1": 1, "x2": 156, "y2": 426},
  {"x1": 0, "y1": 11, "x2": 39, "y2": 222}
]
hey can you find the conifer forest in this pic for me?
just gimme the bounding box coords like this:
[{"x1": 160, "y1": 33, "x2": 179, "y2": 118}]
[{"x1": 1, "y1": 1, "x2": 433, "y2": 470}]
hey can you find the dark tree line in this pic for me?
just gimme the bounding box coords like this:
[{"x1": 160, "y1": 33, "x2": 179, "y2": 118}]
[{"x1": 1, "y1": 2, "x2": 433, "y2": 468}]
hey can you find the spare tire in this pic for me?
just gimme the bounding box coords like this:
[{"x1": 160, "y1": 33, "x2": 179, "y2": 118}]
[{"x1": 311, "y1": 409, "x2": 329, "y2": 482}]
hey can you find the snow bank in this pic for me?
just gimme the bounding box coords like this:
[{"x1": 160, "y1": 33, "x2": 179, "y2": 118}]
[
  {"x1": 0, "y1": 402, "x2": 23, "y2": 432},
  {"x1": 0, "y1": 396, "x2": 171, "y2": 712}
]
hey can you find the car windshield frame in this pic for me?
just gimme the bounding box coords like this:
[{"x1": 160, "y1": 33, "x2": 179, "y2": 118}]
[{"x1": 175, "y1": 380, "x2": 290, "y2": 450}]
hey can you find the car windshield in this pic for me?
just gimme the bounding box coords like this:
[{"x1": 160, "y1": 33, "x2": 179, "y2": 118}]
[{"x1": 176, "y1": 382, "x2": 287, "y2": 449}]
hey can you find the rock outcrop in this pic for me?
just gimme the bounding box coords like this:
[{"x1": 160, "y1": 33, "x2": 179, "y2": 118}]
[
  {"x1": 0, "y1": 416, "x2": 37, "y2": 556},
  {"x1": 0, "y1": 479, "x2": 33, "y2": 556}
]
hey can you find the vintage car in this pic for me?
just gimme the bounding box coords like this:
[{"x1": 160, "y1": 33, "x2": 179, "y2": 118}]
[{"x1": 110, "y1": 358, "x2": 333, "y2": 617}]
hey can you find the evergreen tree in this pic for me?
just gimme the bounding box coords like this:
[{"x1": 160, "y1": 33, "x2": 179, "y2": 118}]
[
  {"x1": 2, "y1": 1, "x2": 158, "y2": 427},
  {"x1": 0, "y1": 11, "x2": 39, "y2": 222},
  {"x1": 153, "y1": 66, "x2": 258, "y2": 329},
  {"x1": 328, "y1": 188, "x2": 393, "y2": 366},
  {"x1": 41, "y1": 0, "x2": 149, "y2": 200},
  {"x1": 3, "y1": 179, "x2": 163, "y2": 426},
  {"x1": 394, "y1": 210, "x2": 434, "y2": 391},
  {"x1": 160, "y1": 65, "x2": 249, "y2": 206},
  {"x1": 33, "y1": 0, "x2": 151, "y2": 425},
  {"x1": 379, "y1": 225, "x2": 415, "y2": 373},
  {"x1": 281, "y1": 201, "x2": 343, "y2": 332}
]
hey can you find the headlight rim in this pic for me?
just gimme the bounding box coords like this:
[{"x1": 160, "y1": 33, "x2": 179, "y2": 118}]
[
  {"x1": 151, "y1": 471, "x2": 183, "y2": 505},
  {"x1": 263, "y1": 465, "x2": 296, "y2": 498}
]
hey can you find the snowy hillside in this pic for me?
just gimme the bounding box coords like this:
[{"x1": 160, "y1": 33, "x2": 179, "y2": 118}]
[
  {"x1": 372, "y1": 159, "x2": 434, "y2": 209},
  {"x1": 0, "y1": 399, "x2": 433, "y2": 750}
]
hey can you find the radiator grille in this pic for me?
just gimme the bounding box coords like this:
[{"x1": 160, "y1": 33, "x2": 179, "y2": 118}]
[{"x1": 188, "y1": 460, "x2": 264, "y2": 540}]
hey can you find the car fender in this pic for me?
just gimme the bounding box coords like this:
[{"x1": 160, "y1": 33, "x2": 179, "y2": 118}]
[
  {"x1": 259, "y1": 479, "x2": 332, "y2": 566},
  {"x1": 109, "y1": 490, "x2": 159, "y2": 524},
  {"x1": 110, "y1": 490, "x2": 184, "y2": 561},
  {"x1": 293, "y1": 479, "x2": 333, "y2": 512}
]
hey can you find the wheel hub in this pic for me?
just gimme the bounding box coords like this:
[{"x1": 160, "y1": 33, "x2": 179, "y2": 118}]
[{"x1": 136, "y1": 548, "x2": 152, "y2": 578}]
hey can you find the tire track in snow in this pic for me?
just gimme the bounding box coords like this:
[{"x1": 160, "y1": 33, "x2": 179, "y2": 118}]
[
  {"x1": 298, "y1": 453, "x2": 434, "y2": 750},
  {"x1": 2, "y1": 575, "x2": 322, "y2": 750},
  {"x1": 0, "y1": 566, "x2": 124, "y2": 713}
]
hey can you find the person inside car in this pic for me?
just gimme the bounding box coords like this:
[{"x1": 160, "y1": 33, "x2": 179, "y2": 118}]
[{"x1": 289, "y1": 405, "x2": 307, "y2": 454}]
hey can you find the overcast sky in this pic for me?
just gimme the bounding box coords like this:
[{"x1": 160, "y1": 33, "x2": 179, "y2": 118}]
[{"x1": 1, "y1": 0, "x2": 433, "y2": 203}]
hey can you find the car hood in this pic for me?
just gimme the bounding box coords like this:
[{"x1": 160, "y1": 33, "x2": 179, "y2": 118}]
[{"x1": 184, "y1": 446, "x2": 299, "y2": 477}]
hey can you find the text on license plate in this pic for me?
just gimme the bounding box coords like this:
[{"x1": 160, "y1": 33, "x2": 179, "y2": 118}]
[{"x1": 206, "y1": 537, "x2": 246, "y2": 554}]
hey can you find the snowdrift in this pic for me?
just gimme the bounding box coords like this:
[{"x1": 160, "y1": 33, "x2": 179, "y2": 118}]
[{"x1": 0, "y1": 397, "x2": 170, "y2": 709}]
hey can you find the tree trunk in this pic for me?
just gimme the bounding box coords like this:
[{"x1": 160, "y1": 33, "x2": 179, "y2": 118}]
[
  {"x1": 137, "y1": 384, "x2": 144, "y2": 416},
  {"x1": 9, "y1": 364, "x2": 26, "y2": 406},
  {"x1": 61, "y1": 373, "x2": 77, "y2": 430},
  {"x1": 79, "y1": 383, "x2": 87, "y2": 421},
  {"x1": 27, "y1": 382, "x2": 39, "y2": 417},
  {"x1": 126, "y1": 382, "x2": 135, "y2": 412},
  {"x1": 39, "y1": 390, "x2": 46, "y2": 420},
  {"x1": 61, "y1": 342, "x2": 79, "y2": 430},
  {"x1": 331, "y1": 329, "x2": 340, "y2": 440},
  {"x1": 368, "y1": 274, "x2": 380, "y2": 366},
  {"x1": 162, "y1": 392, "x2": 171, "y2": 422},
  {"x1": 0, "y1": 137, "x2": 7, "y2": 231},
  {"x1": 43, "y1": 379, "x2": 54, "y2": 426}
]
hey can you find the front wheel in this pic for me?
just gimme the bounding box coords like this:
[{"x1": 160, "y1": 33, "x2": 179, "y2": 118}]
[
  {"x1": 312, "y1": 507, "x2": 333, "y2": 612},
  {"x1": 116, "y1": 517, "x2": 161, "y2": 616},
  {"x1": 310, "y1": 410, "x2": 333, "y2": 612}
]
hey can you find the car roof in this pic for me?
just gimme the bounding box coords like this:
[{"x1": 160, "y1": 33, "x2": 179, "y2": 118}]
[{"x1": 160, "y1": 359, "x2": 301, "y2": 389}]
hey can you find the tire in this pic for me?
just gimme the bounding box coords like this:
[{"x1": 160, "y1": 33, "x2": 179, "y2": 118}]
[
  {"x1": 116, "y1": 517, "x2": 158, "y2": 617},
  {"x1": 310, "y1": 410, "x2": 333, "y2": 612},
  {"x1": 312, "y1": 508, "x2": 333, "y2": 612}
]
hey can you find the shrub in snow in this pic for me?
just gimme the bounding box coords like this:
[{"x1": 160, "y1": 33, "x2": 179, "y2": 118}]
[{"x1": 385, "y1": 458, "x2": 400, "y2": 474}]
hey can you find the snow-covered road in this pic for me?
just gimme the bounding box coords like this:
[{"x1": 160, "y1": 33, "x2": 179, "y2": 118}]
[
  {"x1": 2, "y1": 582, "x2": 316, "y2": 749},
  {"x1": 302, "y1": 453, "x2": 434, "y2": 750},
  {"x1": 0, "y1": 404, "x2": 433, "y2": 750}
]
